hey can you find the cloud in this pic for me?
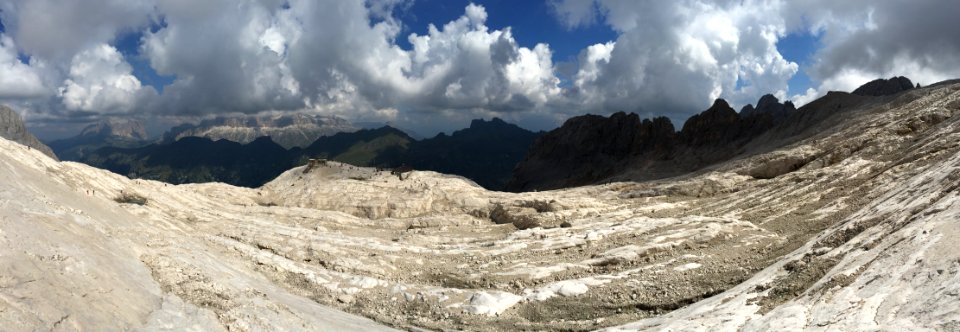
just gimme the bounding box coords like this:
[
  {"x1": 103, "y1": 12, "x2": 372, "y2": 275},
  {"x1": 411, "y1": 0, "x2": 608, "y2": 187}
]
[
  {"x1": 141, "y1": 0, "x2": 303, "y2": 115},
  {"x1": 548, "y1": 0, "x2": 598, "y2": 29},
  {"x1": 134, "y1": 0, "x2": 561, "y2": 132},
  {"x1": 556, "y1": 0, "x2": 797, "y2": 120},
  {"x1": 788, "y1": 0, "x2": 960, "y2": 102},
  {"x1": 0, "y1": 34, "x2": 47, "y2": 99},
  {"x1": 58, "y1": 44, "x2": 154, "y2": 113},
  {"x1": 0, "y1": 0, "x2": 154, "y2": 61},
  {"x1": 2, "y1": 0, "x2": 960, "y2": 138},
  {"x1": 394, "y1": 4, "x2": 560, "y2": 112}
]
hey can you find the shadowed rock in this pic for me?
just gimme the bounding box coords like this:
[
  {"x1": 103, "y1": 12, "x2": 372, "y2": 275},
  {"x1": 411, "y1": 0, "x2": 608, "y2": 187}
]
[
  {"x1": 0, "y1": 105, "x2": 57, "y2": 160},
  {"x1": 507, "y1": 96, "x2": 798, "y2": 191},
  {"x1": 852, "y1": 76, "x2": 914, "y2": 96},
  {"x1": 506, "y1": 112, "x2": 676, "y2": 191}
]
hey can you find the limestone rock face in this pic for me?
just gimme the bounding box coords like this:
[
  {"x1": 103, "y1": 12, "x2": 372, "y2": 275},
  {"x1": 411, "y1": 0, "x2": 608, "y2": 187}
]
[
  {"x1": 852, "y1": 76, "x2": 915, "y2": 96},
  {"x1": 0, "y1": 105, "x2": 57, "y2": 160}
]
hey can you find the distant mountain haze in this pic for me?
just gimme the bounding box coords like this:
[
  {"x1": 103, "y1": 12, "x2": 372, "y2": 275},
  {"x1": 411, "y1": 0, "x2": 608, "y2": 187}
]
[
  {"x1": 49, "y1": 119, "x2": 152, "y2": 161},
  {"x1": 80, "y1": 119, "x2": 148, "y2": 140},
  {"x1": 162, "y1": 113, "x2": 358, "y2": 149}
]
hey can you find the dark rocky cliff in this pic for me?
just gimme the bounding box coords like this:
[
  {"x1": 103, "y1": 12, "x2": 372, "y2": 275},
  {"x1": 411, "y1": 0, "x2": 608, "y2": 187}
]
[{"x1": 506, "y1": 94, "x2": 808, "y2": 191}]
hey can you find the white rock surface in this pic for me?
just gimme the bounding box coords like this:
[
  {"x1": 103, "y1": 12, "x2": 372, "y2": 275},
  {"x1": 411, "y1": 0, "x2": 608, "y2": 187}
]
[{"x1": 463, "y1": 291, "x2": 525, "y2": 316}]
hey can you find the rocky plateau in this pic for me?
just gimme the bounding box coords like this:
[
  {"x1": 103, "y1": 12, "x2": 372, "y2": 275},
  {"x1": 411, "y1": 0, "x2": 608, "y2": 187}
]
[{"x1": 1, "y1": 78, "x2": 959, "y2": 331}]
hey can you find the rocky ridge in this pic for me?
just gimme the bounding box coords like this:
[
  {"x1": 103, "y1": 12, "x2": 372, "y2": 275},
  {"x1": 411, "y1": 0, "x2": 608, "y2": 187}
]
[
  {"x1": 507, "y1": 95, "x2": 797, "y2": 192},
  {"x1": 852, "y1": 76, "x2": 915, "y2": 96},
  {"x1": 508, "y1": 77, "x2": 920, "y2": 192},
  {"x1": 0, "y1": 105, "x2": 57, "y2": 160},
  {"x1": 163, "y1": 113, "x2": 357, "y2": 149}
]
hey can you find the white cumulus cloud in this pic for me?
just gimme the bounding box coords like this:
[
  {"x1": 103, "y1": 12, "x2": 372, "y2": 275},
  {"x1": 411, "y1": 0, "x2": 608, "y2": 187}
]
[
  {"x1": 1, "y1": 0, "x2": 960, "y2": 138},
  {"x1": 58, "y1": 44, "x2": 151, "y2": 113},
  {"x1": 0, "y1": 34, "x2": 47, "y2": 99},
  {"x1": 556, "y1": 0, "x2": 798, "y2": 120}
]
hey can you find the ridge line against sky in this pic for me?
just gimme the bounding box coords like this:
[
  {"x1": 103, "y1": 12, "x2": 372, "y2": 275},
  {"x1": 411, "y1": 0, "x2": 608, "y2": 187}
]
[{"x1": 0, "y1": 0, "x2": 958, "y2": 140}]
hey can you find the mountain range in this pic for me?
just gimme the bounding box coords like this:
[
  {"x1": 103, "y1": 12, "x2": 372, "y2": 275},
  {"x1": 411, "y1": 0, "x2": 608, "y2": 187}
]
[
  {"x1": 80, "y1": 118, "x2": 541, "y2": 189},
  {"x1": 36, "y1": 76, "x2": 921, "y2": 193},
  {"x1": 49, "y1": 113, "x2": 360, "y2": 161},
  {"x1": 162, "y1": 113, "x2": 357, "y2": 149}
]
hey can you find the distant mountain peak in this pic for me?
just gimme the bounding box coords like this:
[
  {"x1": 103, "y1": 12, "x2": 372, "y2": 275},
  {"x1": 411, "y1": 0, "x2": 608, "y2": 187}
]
[
  {"x1": 709, "y1": 98, "x2": 733, "y2": 110},
  {"x1": 470, "y1": 117, "x2": 508, "y2": 128},
  {"x1": 741, "y1": 94, "x2": 796, "y2": 121},
  {"x1": 467, "y1": 117, "x2": 520, "y2": 131},
  {"x1": 756, "y1": 94, "x2": 780, "y2": 109},
  {"x1": 80, "y1": 119, "x2": 148, "y2": 140}
]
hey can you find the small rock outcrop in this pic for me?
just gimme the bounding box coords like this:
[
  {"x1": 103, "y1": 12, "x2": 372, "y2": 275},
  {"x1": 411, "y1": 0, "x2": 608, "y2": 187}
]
[
  {"x1": 0, "y1": 105, "x2": 58, "y2": 160},
  {"x1": 852, "y1": 76, "x2": 915, "y2": 96}
]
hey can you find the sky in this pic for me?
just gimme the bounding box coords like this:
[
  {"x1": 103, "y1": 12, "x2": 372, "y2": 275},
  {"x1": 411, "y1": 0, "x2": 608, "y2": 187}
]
[{"x1": 1, "y1": 0, "x2": 959, "y2": 140}]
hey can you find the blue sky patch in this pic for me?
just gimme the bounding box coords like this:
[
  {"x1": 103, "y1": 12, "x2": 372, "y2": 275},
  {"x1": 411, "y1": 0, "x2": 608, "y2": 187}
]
[
  {"x1": 113, "y1": 27, "x2": 175, "y2": 92},
  {"x1": 777, "y1": 31, "x2": 822, "y2": 98}
]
